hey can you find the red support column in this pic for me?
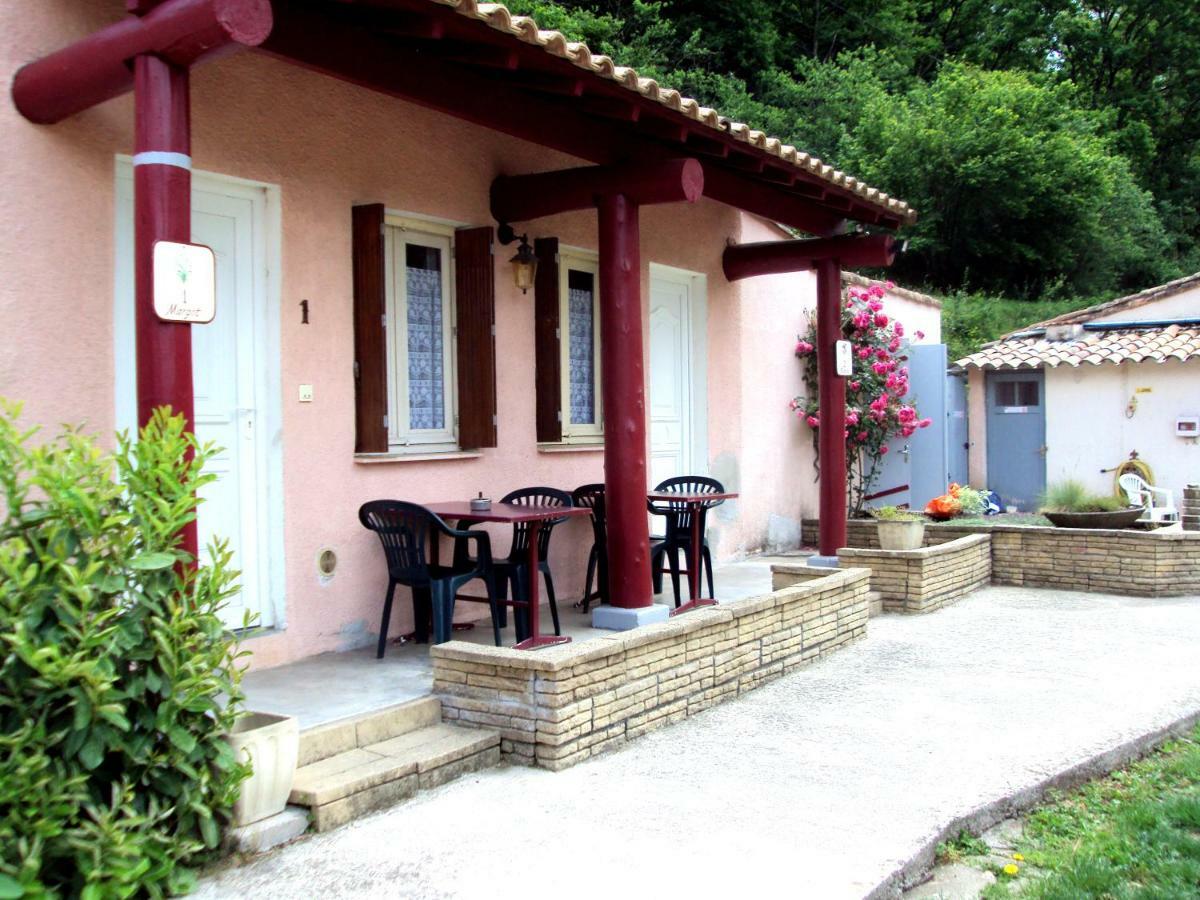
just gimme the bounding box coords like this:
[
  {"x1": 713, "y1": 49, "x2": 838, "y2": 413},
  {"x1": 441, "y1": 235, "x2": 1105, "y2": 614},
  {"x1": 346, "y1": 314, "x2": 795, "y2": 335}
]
[
  {"x1": 134, "y1": 54, "x2": 198, "y2": 558},
  {"x1": 816, "y1": 258, "x2": 847, "y2": 557},
  {"x1": 597, "y1": 193, "x2": 652, "y2": 609}
]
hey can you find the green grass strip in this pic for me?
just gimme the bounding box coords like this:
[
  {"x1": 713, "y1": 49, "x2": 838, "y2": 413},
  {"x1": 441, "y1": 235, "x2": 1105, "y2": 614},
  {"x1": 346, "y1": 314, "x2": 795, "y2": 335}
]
[{"x1": 986, "y1": 724, "x2": 1200, "y2": 898}]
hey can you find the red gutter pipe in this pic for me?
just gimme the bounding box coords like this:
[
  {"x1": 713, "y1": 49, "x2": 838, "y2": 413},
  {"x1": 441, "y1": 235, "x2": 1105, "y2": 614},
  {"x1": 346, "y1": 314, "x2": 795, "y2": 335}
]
[
  {"x1": 723, "y1": 233, "x2": 897, "y2": 557},
  {"x1": 11, "y1": 0, "x2": 272, "y2": 124}
]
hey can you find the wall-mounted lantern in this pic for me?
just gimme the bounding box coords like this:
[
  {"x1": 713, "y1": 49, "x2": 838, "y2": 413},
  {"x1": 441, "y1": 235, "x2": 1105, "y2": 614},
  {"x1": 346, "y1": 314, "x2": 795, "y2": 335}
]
[{"x1": 509, "y1": 234, "x2": 537, "y2": 295}]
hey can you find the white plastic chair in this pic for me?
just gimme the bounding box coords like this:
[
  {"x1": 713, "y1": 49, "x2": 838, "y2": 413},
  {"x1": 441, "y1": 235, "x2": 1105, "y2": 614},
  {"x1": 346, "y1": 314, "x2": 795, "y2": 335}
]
[{"x1": 1118, "y1": 473, "x2": 1179, "y2": 523}]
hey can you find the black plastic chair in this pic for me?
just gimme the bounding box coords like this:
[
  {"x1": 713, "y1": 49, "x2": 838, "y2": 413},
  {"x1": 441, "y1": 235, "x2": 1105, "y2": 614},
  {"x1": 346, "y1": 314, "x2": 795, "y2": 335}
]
[
  {"x1": 648, "y1": 476, "x2": 726, "y2": 607},
  {"x1": 572, "y1": 483, "x2": 608, "y2": 612},
  {"x1": 453, "y1": 487, "x2": 573, "y2": 641},
  {"x1": 359, "y1": 500, "x2": 500, "y2": 655}
]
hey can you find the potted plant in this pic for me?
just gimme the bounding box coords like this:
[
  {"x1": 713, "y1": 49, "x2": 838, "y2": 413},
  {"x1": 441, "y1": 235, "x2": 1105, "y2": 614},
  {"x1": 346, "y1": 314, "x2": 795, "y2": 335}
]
[
  {"x1": 871, "y1": 505, "x2": 926, "y2": 550},
  {"x1": 225, "y1": 711, "x2": 300, "y2": 827},
  {"x1": 1039, "y1": 480, "x2": 1144, "y2": 529}
]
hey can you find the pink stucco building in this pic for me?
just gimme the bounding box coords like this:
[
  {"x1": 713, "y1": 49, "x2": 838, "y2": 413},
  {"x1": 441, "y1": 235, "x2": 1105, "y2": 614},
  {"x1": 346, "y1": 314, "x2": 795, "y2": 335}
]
[{"x1": 1, "y1": 0, "x2": 936, "y2": 670}]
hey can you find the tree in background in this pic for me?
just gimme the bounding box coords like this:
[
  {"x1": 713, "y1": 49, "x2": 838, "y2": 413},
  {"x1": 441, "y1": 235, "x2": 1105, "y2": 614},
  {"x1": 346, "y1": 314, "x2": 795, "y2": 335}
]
[{"x1": 504, "y1": 0, "x2": 1200, "y2": 352}]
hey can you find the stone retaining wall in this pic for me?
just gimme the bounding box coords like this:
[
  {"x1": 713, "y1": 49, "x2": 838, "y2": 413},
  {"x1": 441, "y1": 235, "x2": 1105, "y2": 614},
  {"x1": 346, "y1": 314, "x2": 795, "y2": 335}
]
[
  {"x1": 836, "y1": 534, "x2": 992, "y2": 613},
  {"x1": 431, "y1": 568, "x2": 871, "y2": 770},
  {"x1": 802, "y1": 519, "x2": 1200, "y2": 597}
]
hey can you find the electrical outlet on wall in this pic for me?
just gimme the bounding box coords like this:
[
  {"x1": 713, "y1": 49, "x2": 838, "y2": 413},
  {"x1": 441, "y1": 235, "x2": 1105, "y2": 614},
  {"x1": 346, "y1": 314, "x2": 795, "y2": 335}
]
[{"x1": 298, "y1": 384, "x2": 314, "y2": 403}]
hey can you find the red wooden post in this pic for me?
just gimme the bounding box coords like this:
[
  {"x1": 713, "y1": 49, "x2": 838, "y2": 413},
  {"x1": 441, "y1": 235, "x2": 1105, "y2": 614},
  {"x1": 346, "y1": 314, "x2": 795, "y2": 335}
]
[
  {"x1": 597, "y1": 193, "x2": 652, "y2": 609},
  {"x1": 134, "y1": 54, "x2": 198, "y2": 559},
  {"x1": 815, "y1": 258, "x2": 847, "y2": 556}
]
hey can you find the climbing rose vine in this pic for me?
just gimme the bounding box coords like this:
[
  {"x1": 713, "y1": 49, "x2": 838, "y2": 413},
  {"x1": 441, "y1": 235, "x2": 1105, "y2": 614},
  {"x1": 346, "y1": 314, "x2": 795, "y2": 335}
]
[{"x1": 790, "y1": 280, "x2": 932, "y2": 515}]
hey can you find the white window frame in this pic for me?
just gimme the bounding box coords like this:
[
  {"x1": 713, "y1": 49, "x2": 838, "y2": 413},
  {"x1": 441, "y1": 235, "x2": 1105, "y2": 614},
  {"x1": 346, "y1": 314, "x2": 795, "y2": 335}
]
[
  {"x1": 559, "y1": 249, "x2": 603, "y2": 444},
  {"x1": 384, "y1": 216, "x2": 458, "y2": 452}
]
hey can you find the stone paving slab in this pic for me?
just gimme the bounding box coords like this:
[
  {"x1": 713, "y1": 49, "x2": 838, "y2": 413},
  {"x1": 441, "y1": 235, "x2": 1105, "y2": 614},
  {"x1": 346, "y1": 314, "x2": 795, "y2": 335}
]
[{"x1": 198, "y1": 586, "x2": 1200, "y2": 899}]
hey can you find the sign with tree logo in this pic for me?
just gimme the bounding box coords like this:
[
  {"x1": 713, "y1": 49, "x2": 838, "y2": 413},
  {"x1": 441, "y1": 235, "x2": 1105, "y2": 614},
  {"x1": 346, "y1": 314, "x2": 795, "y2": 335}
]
[{"x1": 153, "y1": 241, "x2": 215, "y2": 323}]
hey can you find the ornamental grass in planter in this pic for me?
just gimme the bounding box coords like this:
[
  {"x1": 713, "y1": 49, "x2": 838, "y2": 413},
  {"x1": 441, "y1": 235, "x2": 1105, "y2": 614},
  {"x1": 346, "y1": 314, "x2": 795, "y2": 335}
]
[
  {"x1": 0, "y1": 403, "x2": 250, "y2": 898},
  {"x1": 871, "y1": 505, "x2": 927, "y2": 550},
  {"x1": 1039, "y1": 480, "x2": 1144, "y2": 529}
]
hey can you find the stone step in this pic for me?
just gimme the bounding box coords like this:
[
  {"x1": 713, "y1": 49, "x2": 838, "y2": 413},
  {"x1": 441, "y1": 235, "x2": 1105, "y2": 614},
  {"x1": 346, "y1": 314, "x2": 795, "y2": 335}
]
[
  {"x1": 297, "y1": 696, "x2": 442, "y2": 767},
  {"x1": 867, "y1": 590, "x2": 884, "y2": 617},
  {"x1": 290, "y1": 722, "x2": 500, "y2": 832}
]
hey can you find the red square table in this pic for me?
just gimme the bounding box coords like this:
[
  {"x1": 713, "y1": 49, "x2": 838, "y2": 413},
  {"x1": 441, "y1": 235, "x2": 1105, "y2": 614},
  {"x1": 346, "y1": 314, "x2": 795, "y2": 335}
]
[
  {"x1": 646, "y1": 490, "x2": 739, "y2": 616},
  {"x1": 426, "y1": 501, "x2": 591, "y2": 650}
]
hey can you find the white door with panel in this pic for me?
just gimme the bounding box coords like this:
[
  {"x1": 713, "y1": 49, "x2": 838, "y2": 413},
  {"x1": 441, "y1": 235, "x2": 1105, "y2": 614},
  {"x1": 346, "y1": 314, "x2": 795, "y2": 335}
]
[
  {"x1": 115, "y1": 166, "x2": 272, "y2": 630},
  {"x1": 649, "y1": 274, "x2": 695, "y2": 487}
]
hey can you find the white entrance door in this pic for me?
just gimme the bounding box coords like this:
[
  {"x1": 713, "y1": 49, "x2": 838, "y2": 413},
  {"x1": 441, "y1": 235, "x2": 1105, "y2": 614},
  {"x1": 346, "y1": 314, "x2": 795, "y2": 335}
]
[
  {"x1": 649, "y1": 273, "x2": 696, "y2": 486},
  {"x1": 115, "y1": 166, "x2": 273, "y2": 630}
]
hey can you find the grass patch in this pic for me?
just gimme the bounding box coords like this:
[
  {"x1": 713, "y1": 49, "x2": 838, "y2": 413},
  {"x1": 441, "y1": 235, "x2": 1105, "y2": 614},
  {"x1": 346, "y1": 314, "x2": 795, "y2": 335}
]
[
  {"x1": 936, "y1": 829, "x2": 991, "y2": 864},
  {"x1": 984, "y1": 724, "x2": 1200, "y2": 898},
  {"x1": 951, "y1": 513, "x2": 1052, "y2": 527}
]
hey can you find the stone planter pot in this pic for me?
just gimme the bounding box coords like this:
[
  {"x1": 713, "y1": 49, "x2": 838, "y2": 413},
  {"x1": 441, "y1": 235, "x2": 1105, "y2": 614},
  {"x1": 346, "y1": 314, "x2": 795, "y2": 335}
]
[
  {"x1": 1043, "y1": 508, "x2": 1145, "y2": 530},
  {"x1": 876, "y1": 519, "x2": 926, "y2": 551},
  {"x1": 225, "y1": 712, "x2": 299, "y2": 827}
]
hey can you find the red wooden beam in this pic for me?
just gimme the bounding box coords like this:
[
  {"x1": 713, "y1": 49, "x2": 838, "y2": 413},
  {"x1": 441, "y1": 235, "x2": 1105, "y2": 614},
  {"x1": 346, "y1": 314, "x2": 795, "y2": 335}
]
[
  {"x1": 702, "y1": 166, "x2": 845, "y2": 237},
  {"x1": 722, "y1": 233, "x2": 896, "y2": 281},
  {"x1": 258, "y1": 4, "x2": 849, "y2": 236},
  {"x1": 815, "y1": 258, "x2": 848, "y2": 557},
  {"x1": 12, "y1": 0, "x2": 272, "y2": 124},
  {"x1": 491, "y1": 159, "x2": 703, "y2": 225},
  {"x1": 133, "y1": 54, "x2": 198, "y2": 560},
  {"x1": 597, "y1": 193, "x2": 653, "y2": 609}
]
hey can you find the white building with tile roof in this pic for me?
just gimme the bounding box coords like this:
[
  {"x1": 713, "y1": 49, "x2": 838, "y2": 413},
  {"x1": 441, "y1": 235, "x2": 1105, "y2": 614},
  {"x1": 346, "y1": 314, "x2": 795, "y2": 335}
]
[{"x1": 955, "y1": 275, "x2": 1200, "y2": 510}]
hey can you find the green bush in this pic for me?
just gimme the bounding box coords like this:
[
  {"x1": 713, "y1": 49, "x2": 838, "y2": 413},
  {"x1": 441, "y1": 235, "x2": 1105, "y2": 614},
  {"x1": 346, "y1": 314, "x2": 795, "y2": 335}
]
[
  {"x1": 0, "y1": 403, "x2": 249, "y2": 898},
  {"x1": 870, "y1": 505, "x2": 923, "y2": 522}
]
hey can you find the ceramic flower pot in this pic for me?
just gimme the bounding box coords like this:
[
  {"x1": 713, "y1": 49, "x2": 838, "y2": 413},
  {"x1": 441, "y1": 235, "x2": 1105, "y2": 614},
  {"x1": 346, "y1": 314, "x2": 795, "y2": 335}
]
[
  {"x1": 876, "y1": 518, "x2": 926, "y2": 551},
  {"x1": 225, "y1": 711, "x2": 299, "y2": 827},
  {"x1": 1043, "y1": 508, "x2": 1145, "y2": 530}
]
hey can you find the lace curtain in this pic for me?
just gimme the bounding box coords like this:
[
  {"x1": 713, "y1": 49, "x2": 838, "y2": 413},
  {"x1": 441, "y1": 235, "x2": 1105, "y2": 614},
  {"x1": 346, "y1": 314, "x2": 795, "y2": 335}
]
[
  {"x1": 568, "y1": 281, "x2": 595, "y2": 425},
  {"x1": 406, "y1": 265, "x2": 444, "y2": 431}
]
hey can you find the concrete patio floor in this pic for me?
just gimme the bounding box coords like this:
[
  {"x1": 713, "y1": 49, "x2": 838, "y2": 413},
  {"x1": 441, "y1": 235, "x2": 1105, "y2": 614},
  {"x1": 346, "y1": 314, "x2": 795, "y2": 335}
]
[
  {"x1": 242, "y1": 554, "x2": 802, "y2": 728},
  {"x1": 203, "y1": 585, "x2": 1200, "y2": 899}
]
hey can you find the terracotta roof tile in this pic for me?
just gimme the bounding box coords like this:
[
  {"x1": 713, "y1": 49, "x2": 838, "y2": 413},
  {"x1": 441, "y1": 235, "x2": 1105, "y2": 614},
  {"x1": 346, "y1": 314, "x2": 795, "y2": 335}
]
[
  {"x1": 425, "y1": 0, "x2": 916, "y2": 225},
  {"x1": 956, "y1": 324, "x2": 1200, "y2": 370}
]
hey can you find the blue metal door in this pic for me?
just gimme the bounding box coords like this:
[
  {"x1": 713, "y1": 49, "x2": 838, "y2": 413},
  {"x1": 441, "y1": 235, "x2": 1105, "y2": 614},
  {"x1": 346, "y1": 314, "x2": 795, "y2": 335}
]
[
  {"x1": 947, "y1": 372, "x2": 969, "y2": 486},
  {"x1": 985, "y1": 370, "x2": 1046, "y2": 510},
  {"x1": 864, "y1": 344, "x2": 950, "y2": 512}
]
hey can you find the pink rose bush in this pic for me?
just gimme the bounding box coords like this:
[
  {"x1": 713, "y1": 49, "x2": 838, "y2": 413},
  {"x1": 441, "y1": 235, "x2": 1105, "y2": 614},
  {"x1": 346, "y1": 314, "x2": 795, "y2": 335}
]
[{"x1": 789, "y1": 279, "x2": 932, "y2": 514}]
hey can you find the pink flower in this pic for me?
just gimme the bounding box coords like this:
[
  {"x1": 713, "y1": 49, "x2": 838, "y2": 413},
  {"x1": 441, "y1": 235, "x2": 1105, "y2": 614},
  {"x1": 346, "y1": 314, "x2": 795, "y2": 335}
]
[
  {"x1": 868, "y1": 298, "x2": 883, "y2": 312},
  {"x1": 857, "y1": 430, "x2": 869, "y2": 442},
  {"x1": 846, "y1": 410, "x2": 860, "y2": 425},
  {"x1": 872, "y1": 362, "x2": 889, "y2": 375},
  {"x1": 852, "y1": 312, "x2": 872, "y2": 330},
  {"x1": 874, "y1": 313, "x2": 889, "y2": 328},
  {"x1": 843, "y1": 429, "x2": 850, "y2": 439},
  {"x1": 870, "y1": 395, "x2": 889, "y2": 413},
  {"x1": 888, "y1": 336, "x2": 901, "y2": 353},
  {"x1": 848, "y1": 379, "x2": 861, "y2": 391},
  {"x1": 806, "y1": 415, "x2": 820, "y2": 428},
  {"x1": 795, "y1": 340, "x2": 814, "y2": 355},
  {"x1": 901, "y1": 425, "x2": 915, "y2": 438},
  {"x1": 918, "y1": 417, "x2": 933, "y2": 428},
  {"x1": 915, "y1": 330, "x2": 925, "y2": 341},
  {"x1": 876, "y1": 349, "x2": 890, "y2": 361},
  {"x1": 898, "y1": 406, "x2": 917, "y2": 423},
  {"x1": 884, "y1": 281, "x2": 895, "y2": 290},
  {"x1": 894, "y1": 322, "x2": 905, "y2": 338},
  {"x1": 880, "y1": 445, "x2": 889, "y2": 455}
]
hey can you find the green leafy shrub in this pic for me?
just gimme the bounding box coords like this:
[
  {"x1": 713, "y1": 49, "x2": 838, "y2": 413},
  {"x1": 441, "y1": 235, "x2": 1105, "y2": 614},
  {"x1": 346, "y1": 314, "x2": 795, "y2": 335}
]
[
  {"x1": 1040, "y1": 480, "x2": 1128, "y2": 514},
  {"x1": 0, "y1": 403, "x2": 249, "y2": 898},
  {"x1": 870, "y1": 505, "x2": 923, "y2": 522}
]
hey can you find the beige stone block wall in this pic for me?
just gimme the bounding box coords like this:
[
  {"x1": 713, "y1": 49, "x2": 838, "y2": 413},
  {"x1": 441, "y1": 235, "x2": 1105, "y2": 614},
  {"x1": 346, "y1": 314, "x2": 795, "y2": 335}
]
[
  {"x1": 431, "y1": 568, "x2": 871, "y2": 770},
  {"x1": 836, "y1": 534, "x2": 991, "y2": 613},
  {"x1": 802, "y1": 520, "x2": 1199, "y2": 597}
]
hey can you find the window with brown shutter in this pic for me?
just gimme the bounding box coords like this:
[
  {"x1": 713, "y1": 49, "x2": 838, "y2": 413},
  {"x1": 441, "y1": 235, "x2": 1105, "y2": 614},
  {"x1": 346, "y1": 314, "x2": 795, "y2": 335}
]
[
  {"x1": 454, "y1": 226, "x2": 498, "y2": 449},
  {"x1": 534, "y1": 237, "x2": 562, "y2": 444},
  {"x1": 352, "y1": 204, "x2": 388, "y2": 453}
]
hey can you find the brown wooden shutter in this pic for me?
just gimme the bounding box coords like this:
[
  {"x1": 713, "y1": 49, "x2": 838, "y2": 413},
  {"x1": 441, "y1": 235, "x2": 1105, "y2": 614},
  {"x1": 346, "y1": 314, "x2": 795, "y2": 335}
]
[
  {"x1": 352, "y1": 203, "x2": 388, "y2": 453},
  {"x1": 534, "y1": 237, "x2": 562, "y2": 444},
  {"x1": 454, "y1": 226, "x2": 497, "y2": 449}
]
